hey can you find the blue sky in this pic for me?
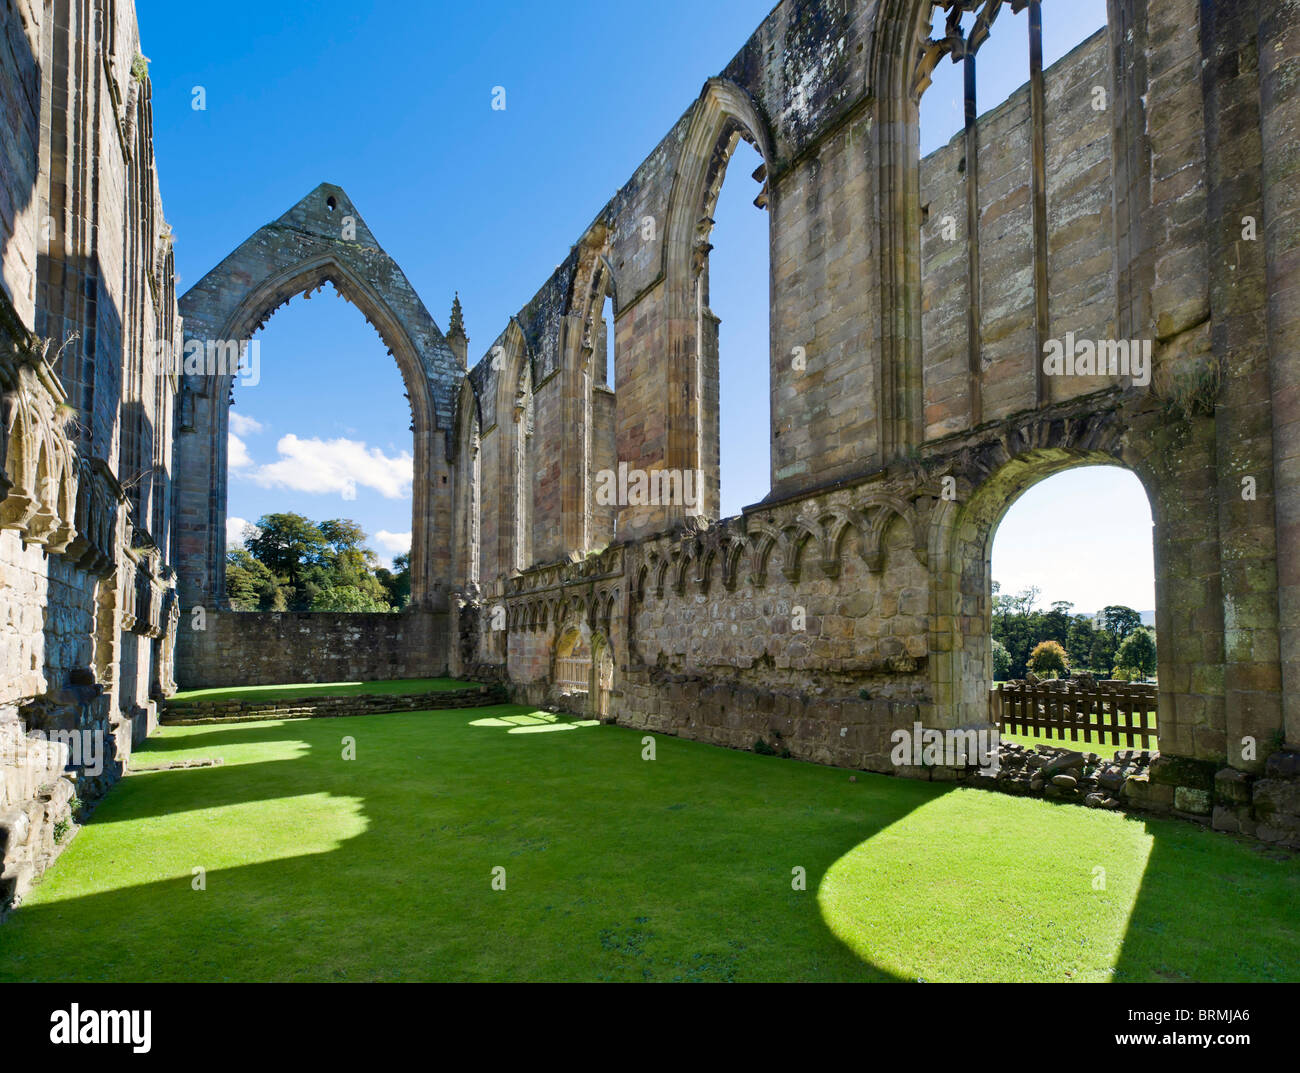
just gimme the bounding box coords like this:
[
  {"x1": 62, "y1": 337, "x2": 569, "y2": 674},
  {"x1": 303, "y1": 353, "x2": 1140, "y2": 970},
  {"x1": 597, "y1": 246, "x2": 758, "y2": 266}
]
[{"x1": 141, "y1": 0, "x2": 1147, "y2": 611}]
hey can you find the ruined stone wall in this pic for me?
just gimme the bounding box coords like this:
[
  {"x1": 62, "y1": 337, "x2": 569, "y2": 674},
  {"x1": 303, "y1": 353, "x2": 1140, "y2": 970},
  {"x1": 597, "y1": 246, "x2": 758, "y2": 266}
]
[
  {"x1": 0, "y1": 717, "x2": 75, "y2": 910},
  {"x1": 0, "y1": 0, "x2": 181, "y2": 905},
  {"x1": 460, "y1": 1, "x2": 885, "y2": 561},
  {"x1": 175, "y1": 610, "x2": 450, "y2": 691},
  {"x1": 462, "y1": 9, "x2": 1136, "y2": 582},
  {"x1": 0, "y1": 532, "x2": 49, "y2": 706},
  {"x1": 453, "y1": 0, "x2": 1293, "y2": 829},
  {"x1": 0, "y1": 0, "x2": 41, "y2": 335}
]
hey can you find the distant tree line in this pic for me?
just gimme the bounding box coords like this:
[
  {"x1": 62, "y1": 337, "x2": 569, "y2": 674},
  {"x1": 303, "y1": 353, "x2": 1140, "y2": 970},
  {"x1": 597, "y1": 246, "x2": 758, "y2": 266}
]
[
  {"x1": 991, "y1": 584, "x2": 1156, "y2": 681},
  {"x1": 226, "y1": 513, "x2": 410, "y2": 612}
]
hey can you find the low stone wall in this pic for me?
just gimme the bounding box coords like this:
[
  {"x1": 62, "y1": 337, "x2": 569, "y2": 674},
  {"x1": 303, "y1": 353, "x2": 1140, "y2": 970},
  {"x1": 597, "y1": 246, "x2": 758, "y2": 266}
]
[
  {"x1": 161, "y1": 685, "x2": 508, "y2": 726},
  {"x1": 1123, "y1": 751, "x2": 1300, "y2": 847},
  {"x1": 175, "y1": 609, "x2": 451, "y2": 690},
  {"x1": 599, "y1": 668, "x2": 917, "y2": 771}
]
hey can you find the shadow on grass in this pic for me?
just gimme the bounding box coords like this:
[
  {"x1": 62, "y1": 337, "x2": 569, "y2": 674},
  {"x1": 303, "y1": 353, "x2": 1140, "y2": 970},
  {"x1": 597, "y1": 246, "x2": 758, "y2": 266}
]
[
  {"x1": 813, "y1": 785, "x2": 1298, "y2": 982},
  {"x1": 1110, "y1": 814, "x2": 1300, "y2": 982},
  {"x1": 5, "y1": 706, "x2": 1293, "y2": 982},
  {"x1": 0, "y1": 706, "x2": 926, "y2": 982}
]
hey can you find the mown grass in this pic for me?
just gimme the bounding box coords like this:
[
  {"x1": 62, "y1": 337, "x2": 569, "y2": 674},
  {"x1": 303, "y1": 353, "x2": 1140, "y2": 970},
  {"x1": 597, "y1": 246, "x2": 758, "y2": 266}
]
[
  {"x1": 0, "y1": 704, "x2": 1294, "y2": 982},
  {"x1": 170, "y1": 678, "x2": 481, "y2": 705}
]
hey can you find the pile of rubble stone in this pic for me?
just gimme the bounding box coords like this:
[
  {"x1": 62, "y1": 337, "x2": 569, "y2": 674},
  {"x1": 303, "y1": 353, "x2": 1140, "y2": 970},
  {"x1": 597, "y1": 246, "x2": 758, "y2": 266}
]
[{"x1": 966, "y1": 740, "x2": 1154, "y2": 808}]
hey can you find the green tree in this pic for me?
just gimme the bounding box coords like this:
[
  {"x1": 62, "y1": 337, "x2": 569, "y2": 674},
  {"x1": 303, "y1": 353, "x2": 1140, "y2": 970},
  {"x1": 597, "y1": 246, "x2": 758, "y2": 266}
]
[
  {"x1": 1101, "y1": 605, "x2": 1143, "y2": 642},
  {"x1": 1089, "y1": 631, "x2": 1117, "y2": 675},
  {"x1": 1066, "y1": 613, "x2": 1097, "y2": 669},
  {"x1": 309, "y1": 585, "x2": 392, "y2": 613},
  {"x1": 318, "y1": 518, "x2": 390, "y2": 607},
  {"x1": 246, "y1": 513, "x2": 329, "y2": 608},
  {"x1": 992, "y1": 638, "x2": 1012, "y2": 681},
  {"x1": 375, "y1": 552, "x2": 411, "y2": 610},
  {"x1": 992, "y1": 585, "x2": 1042, "y2": 678},
  {"x1": 238, "y1": 513, "x2": 396, "y2": 613},
  {"x1": 1027, "y1": 639, "x2": 1069, "y2": 678},
  {"x1": 1042, "y1": 600, "x2": 1074, "y2": 647},
  {"x1": 225, "y1": 548, "x2": 285, "y2": 611},
  {"x1": 1001, "y1": 585, "x2": 1040, "y2": 618},
  {"x1": 1116, "y1": 628, "x2": 1157, "y2": 679}
]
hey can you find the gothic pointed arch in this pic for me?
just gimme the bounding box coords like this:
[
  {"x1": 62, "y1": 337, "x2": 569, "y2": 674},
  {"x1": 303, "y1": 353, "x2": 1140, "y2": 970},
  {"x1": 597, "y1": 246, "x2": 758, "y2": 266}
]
[
  {"x1": 490, "y1": 318, "x2": 536, "y2": 576},
  {"x1": 173, "y1": 183, "x2": 461, "y2": 615},
  {"x1": 658, "y1": 77, "x2": 776, "y2": 527},
  {"x1": 567, "y1": 233, "x2": 621, "y2": 553}
]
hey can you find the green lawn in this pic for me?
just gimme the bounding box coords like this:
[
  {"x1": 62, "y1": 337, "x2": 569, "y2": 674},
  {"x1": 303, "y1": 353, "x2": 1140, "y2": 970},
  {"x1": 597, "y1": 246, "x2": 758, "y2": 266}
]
[
  {"x1": 0, "y1": 704, "x2": 1295, "y2": 982},
  {"x1": 170, "y1": 678, "x2": 481, "y2": 705}
]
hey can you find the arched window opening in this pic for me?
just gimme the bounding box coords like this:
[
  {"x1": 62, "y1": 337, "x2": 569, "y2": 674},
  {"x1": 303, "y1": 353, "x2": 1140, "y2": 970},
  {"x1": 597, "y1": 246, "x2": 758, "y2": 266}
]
[
  {"x1": 989, "y1": 465, "x2": 1159, "y2": 749},
  {"x1": 707, "y1": 137, "x2": 770, "y2": 520},
  {"x1": 918, "y1": 4, "x2": 973, "y2": 157},
  {"x1": 598, "y1": 293, "x2": 616, "y2": 391},
  {"x1": 918, "y1": 0, "x2": 1108, "y2": 155},
  {"x1": 468, "y1": 418, "x2": 481, "y2": 590},
  {"x1": 222, "y1": 285, "x2": 415, "y2": 614},
  {"x1": 512, "y1": 360, "x2": 534, "y2": 573},
  {"x1": 555, "y1": 627, "x2": 592, "y2": 694},
  {"x1": 588, "y1": 276, "x2": 619, "y2": 551}
]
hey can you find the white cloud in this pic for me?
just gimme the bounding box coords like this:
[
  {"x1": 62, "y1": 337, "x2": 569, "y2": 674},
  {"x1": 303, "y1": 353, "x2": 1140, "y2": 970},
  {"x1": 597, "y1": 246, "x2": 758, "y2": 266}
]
[
  {"x1": 226, "y1": 516, "x2": 256, "y2": 548},
  {"x1": 375, "y1": 530, "x2": 412, "y2": 555},
  {"x1": 244, "y1": 434, "x2": 413, "y2": 502},
  {"x1": 228, "y1": 432, "x2": 253, "y2": 470},
  {"x1": 229, "y1": 412, "x2": 264, "y2": 436}
]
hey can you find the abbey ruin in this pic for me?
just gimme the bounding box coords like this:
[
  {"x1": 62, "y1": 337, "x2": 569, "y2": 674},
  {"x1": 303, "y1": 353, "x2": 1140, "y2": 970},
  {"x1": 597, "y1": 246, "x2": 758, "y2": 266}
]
[{"x1": 3, "y1": 0, "x2": 1299, "y2": 901}]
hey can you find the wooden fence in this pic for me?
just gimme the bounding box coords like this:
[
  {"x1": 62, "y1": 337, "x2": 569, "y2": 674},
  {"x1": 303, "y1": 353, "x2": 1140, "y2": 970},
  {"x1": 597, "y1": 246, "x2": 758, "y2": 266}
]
[{"x1": 991, "y1": 680, "x2": 1158, "y2": 749}]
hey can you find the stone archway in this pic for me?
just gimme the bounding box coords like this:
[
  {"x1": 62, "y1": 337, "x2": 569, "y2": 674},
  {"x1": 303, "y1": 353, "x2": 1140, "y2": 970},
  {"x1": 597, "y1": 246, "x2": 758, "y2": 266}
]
[
  {"x1": 920, "y1": 406, "x2": 1196, "y2": 751},
  {"x1": 650, "y1": 77, "x2": 776, "y2": 532},
  {"x1": 935, "y1": 452, "x2": 1155, "y2": 720},
  {"x1": 172, "y1": 183, "x2": 462, "y2": 615}
]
